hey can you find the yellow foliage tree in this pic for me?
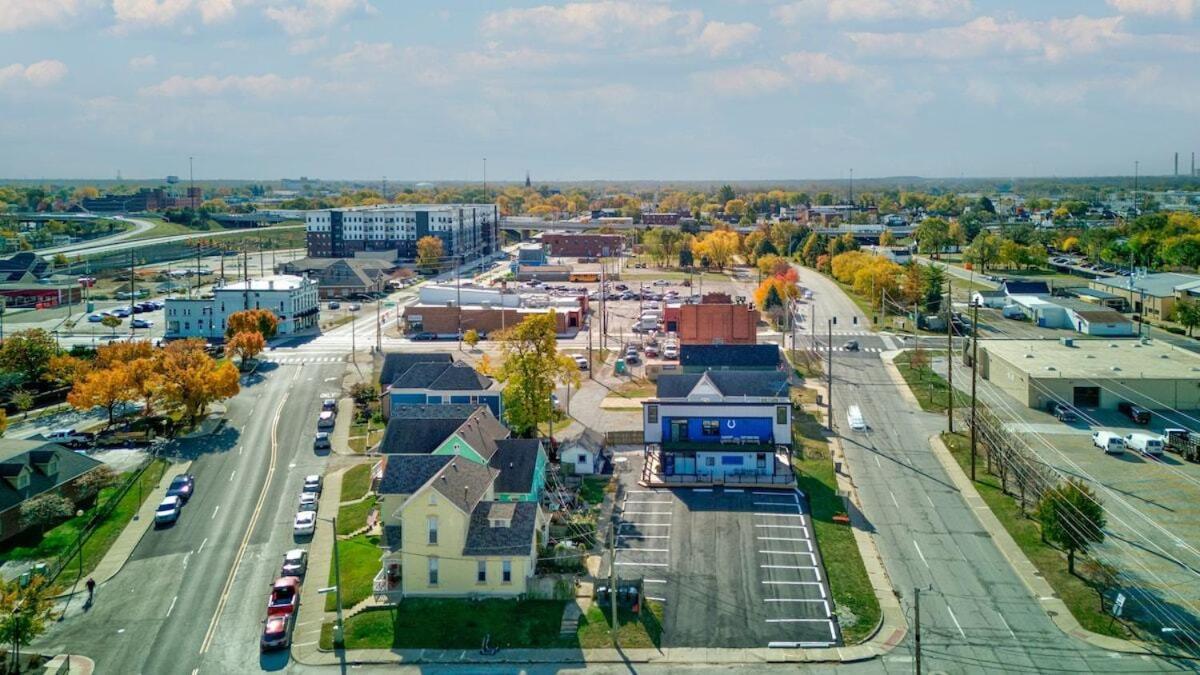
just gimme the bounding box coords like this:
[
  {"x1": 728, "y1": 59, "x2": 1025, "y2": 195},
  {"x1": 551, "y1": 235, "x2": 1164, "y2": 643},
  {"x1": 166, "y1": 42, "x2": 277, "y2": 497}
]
[
  {"x1": 693, "y1": 230, "x2": 741, "y2": 270},
  {"x1": 159, "y1": 339, "x2": 240, "y2": 426},
  {"x1": 225, "y1": 308, "x2": 278, "y2": 340},
  {"x1": 226, "y1": 331, "x2": 267, "y2": 366},
  {"x1": 68, "y1": 366, "x2": 134, "y2": 425},
  {"x1": 416, "y1": 235, "x2": 444, "y2": 273}
]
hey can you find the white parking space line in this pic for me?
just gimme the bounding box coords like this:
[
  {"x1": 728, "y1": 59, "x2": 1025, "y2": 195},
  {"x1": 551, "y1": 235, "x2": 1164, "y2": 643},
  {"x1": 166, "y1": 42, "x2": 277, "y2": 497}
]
[
  {"x1": 761, "y1": 564, "x2": 815, "y2": 570},
  {"x1": 621, "y1": 511, "x2": 672, "y2": 515},
  {"x1": 644, "y1": 579, "x2": 667, "y2": 584},
  {"x1": 647, "y1": 596, "x2": 667, "y2": 602},
  {"x1": 616, "y1": 561, "x2": 668, "y2": 567},
  {"x1": 625, "y1": 500, "x2": 672, "y2": 504},
  {"x1": 725, "y1": 489, "x2": 744, "y2": 493},
  {"x1": 621, "y1": 522, "x2": 671, "y2": 527},
  {"x1": 620, "y1": 534, "x2": 669, "y2": 539},
  {"x1": 757, "y1": 536, "x2": 810, "y2": 543},
  {"x1": 766, "y1": 618, "x2": 829, "y2": 624},
  {"x1": 694, "y1": 488, "x2": 712, "y2": 492},
  {"x1": 754, "y1": 501, "x2": 798, "y2": 506},
  {"x1": 889, "y1": 491, "x2": 899, "y2": 508},
  {"x1": 618, "y1": 547, "x2": 669, "y2": 553},
  {"x1": 755, "y1": 524, "x2": 808, "y2": 530},
  {"x1": 997, "y1": 611, "x2": 1016, "y2": 639},
  {"x1": 755, "y1": 513, "x2": 806, "y2": 518}
]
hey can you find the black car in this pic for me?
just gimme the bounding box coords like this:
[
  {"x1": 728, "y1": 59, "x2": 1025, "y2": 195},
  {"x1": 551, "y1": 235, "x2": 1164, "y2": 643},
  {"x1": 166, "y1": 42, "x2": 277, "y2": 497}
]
[
  {"x1": 1119, "y1": 401, "x2": 1151, "y2": 424},
  {"x1": 1050, "y1": 402, "x2": 1078, "y2": 422},
  {"x1": 166, "y1": 473, "x2": 196, "y2": 502},
  {"x1": 410, "y1": 332, "x2": 437, "y2": 341},
  {"x1": 843, "y1": 340, "x2": 859, "y2": 352}
]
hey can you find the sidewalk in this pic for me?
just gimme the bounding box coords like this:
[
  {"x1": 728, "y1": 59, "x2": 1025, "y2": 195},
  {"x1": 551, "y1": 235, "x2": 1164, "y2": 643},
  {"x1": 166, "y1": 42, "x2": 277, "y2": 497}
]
[
  {"x1": 292, "y1": 464, "x2": 345, "y2": 656},
  {"x1": 56, "y1": 459, "x2": 192, "y2": 599},
  {"x1": 878, "y1": 351, "x2": 1154, "y2": 656}
]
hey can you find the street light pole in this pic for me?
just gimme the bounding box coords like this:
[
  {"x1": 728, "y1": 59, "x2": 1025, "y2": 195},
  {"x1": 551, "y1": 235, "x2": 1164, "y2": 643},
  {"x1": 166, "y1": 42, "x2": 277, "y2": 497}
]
[{"x1": 333, "y1": 516, "x2": 344, "y2": 646}]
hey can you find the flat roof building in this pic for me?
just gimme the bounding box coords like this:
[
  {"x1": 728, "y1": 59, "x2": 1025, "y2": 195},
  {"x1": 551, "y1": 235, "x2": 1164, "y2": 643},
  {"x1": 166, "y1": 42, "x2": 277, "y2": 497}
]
[
  {"x1": 165, "y1": 274, "x2": 319, "y2": 340},
  {"x1": 979, "y1": 338, "x2": 1200, "y2": 411},
  {"x1": 304, "y1": 204, "x2": 498, "y2": 262}
]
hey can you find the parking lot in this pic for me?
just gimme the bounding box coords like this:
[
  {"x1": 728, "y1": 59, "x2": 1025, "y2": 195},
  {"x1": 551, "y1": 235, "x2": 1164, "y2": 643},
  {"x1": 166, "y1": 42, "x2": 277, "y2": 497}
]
[{"x1": 611, "y1": 455, "x2": 840, "y2": 648}]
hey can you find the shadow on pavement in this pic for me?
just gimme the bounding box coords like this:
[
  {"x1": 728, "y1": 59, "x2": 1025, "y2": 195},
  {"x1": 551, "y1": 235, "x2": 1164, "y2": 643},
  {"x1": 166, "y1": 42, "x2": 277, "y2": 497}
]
[{"x1": 164, "y1": 425, "x2": 241, "y2": 461}]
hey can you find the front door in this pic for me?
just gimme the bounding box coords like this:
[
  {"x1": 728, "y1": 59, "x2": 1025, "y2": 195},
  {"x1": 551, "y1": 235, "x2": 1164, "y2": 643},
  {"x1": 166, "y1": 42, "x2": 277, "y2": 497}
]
[{"x1": 670, "y1": 420, "x2": 689, "y2": 443}]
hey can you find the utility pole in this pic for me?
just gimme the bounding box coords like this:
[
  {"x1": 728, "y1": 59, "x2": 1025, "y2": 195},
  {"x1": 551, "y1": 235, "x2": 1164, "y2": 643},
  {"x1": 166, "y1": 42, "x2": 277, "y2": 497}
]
[
  {"x1": 914, "y1": 587, "x2": 922, "y2": 675},
  {"x1": 456, "y1": 255, "x2": 463, "y2": 351},
  {"x1": 609, "y1": 521, "x2": 619, "y2": 644},
  {"x1": 128, "y1": 248, "x2": 135, "y2": 338},
  {"x1": 375, "y1": 285, "x2": 382, "y2": 353},
  {"x1": 947, "y1": 280, "x2": 954, "y2": 433},
  {"x1": 242, "y1": 247, "x2": 250, "y2": 310},
  {"x1": 827, "y1": 318, "x2": 833, "y2": 431},
  {"x1": 970, "y1": 301, "x2": 980, "y2": 482},
  {"x1": 189, "y1": 156, "x2": 196, "y2": 210}
]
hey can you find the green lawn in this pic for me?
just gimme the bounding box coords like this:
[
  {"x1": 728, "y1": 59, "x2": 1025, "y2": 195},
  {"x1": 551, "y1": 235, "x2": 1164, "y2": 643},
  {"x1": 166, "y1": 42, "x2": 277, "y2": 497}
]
[
  {"x1": 792, "y1": 409, "x2": 881, "y2": 645},
  {"x1": 894, "y1": 350, "x2": 967, "y2": 414},
  {"x1": 940, "y1": 433, "x2": 1134, "y2": 640},
  {"x1": 612, "y1": 379, "x2": 656, "y2": 399},
  {"x1": 324, "y1": 534, "x2": 381, "y2": 612},
  {"x1": 340, "y1": 463, "x2": 373, "y2": 502},
  {"x1": 578, "y1": 476, "x2": 613, "y2": 506},
  {"x1": 0, "y1": 459, "x2": 167, "y2": 586},
  {"x1": 321, "y1": 598, "x2": 567, "y2": 649},
  {"x1": 337, "y1": 496, "x2": 377, "y2": 536},
  {"x1": 575, "y1": 601, "x2": 664, "y2": 648},
  {"x1": 124, "y1": 218, "x2": 223, "y2": 242}
]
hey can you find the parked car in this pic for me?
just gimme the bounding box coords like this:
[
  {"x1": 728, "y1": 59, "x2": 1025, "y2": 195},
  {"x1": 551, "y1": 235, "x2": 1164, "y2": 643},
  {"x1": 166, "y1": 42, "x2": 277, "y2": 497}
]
[
  {"x1": 645, "y1": 345, "x2": 659, "y2": 358},
  {"x1": 298, "y1": 492, "x2": 318, "y2": 512},
  {"x1": 87, "y1": 313, "x2": 104, "y2": 323},
  {"x1": 847, "y1": 405, "x2": 867, "y2": 431},
  {"x1": 624, "y1": 352, "x2": 640, "y2": 365},
  {"x1": 166, "y1": 473, "x2": 195, "y2": 502},
  {"x1": 280, "y1": 549, "x2": 308, "y2": 578},
  {"x1": 313, "y1": 432, "x2": 331, "y2": 450},
  {"x1": 260, "y1": 612, "x2": 295, "y2": 652},
  {"x1": 293, "y1": 511, "x2": 316, "y2": 536},
  {"x1": 321, "y1": 398, "x2": 337, "y2": 411},
  {"x1": 410, "y1": 332, "x2": 437, "y2": 341},
  {"x1": 327, "y1": 301, "x2": 341, "y2": 309},
  {"x1": 155, "y1": 496, "x2": 182, "y2": 525},
  {"x1": 1049, "y1": 402, "x2": 1078, "y2": 422},
  {"x1": 653, "y1": 279, "x2": 669, "y2": 286},
  {"x1": 267, "y1": 576, "x2": 301, "y2": 616},
  {"x1": 662, "y1": 344, "x2": 679, "y2": 360},
  {"x1": 573, "y1": 355, "x2": 589, "y2": 370},
  {"x1": 1125, "y1": 432, "x2": 1165, "y2": 457},
  {"x1": 131, "y1": 319, "x2": 154, "y2": 329},
  {"x1": 45, "y1": 429, "x2": 94, "y2": 448},
  {"x1": 347, "y1": 303, "x2": 362, "y2": 311},
  {"x1": 317, "y1": 410, "x2": 335, "y2": 429},
  {"x1": 1092, "y1": 431, "x2": 1126, "y2": 455},
  {"x1": 1118, "y1": 401, "x2": 1151, "y2": 425},
  {"x1": 303, "y1": 474, "x2": 322, "y2": 495}
]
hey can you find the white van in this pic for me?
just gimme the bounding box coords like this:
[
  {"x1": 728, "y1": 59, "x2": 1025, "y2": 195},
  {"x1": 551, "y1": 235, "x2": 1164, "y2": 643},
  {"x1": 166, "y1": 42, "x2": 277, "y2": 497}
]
[
  {"x1": 847, "y1": 405, "x2": 867, "y2": 431},
  {"x1": 1092, "y1": 431, "x2": 1125, "y2": 455},
  {"x1": 1124, "y1": 432, "x2": 1164, "y2": 457}
]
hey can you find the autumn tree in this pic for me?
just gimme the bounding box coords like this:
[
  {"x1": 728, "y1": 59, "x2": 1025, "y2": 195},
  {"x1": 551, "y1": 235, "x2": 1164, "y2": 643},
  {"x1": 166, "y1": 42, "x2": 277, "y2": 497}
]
[
  {"x1": 693, "y1": 230, "x2": 740, "y2": 270},
  {"x1": 100, "y1": 315, "x2": 122, "y2": 336},
  {"x1": 878, "y1": 229, "x2": 896, "y2": 247},
  {"x1": 225, "y1": 308, "x2": 278, "y2": 340},
  {"x1": 0, "y1": 329, "x2": 58, "y2": 385},
  {"x1": 416, "y1": 235, "x2": 445, "y2": 273},
  {"x1": 94, "y1": 340, "x2": 155, "y2": 369},
  {"x1": 226, "y1": 331, "x2": 266, "y2": 367},
  {"x1": 1036, "y1": 478, "x2": 1105, "y2": 576},
  {"x1": 44, "y1": 354, "x2": 91, "y2": 388},
  {"x1": 496, "y1": 313, "x2": 581, "y2": 437},
  {"x1": 463, "y1": 329, "x2": 480, "y2": 350},
  {"x1": 0, "y1": 410, "x2": 7, "y2": 437},
  {"x1": 10, "y1": 390, "x2": 33, "y2": 419},
  {"x1": 68, "y1": 366, "x2": 133, "y2": 425},
  {"x1": 159, "y1": 339, "x2": 240, "y2": 426},
  {"x1": 0, "y1": 574, "x2": 57, "y2": 669}
]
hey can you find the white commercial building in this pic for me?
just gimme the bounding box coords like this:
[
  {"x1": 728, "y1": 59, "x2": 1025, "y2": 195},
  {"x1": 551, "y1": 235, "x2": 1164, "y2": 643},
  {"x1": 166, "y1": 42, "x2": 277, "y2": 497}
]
[
  {"x1": 304, "y1": 204, "x2": 498, "y2": 262},
  {"x1": 164, "y1": 274, "x2": 320, "y2": 340}
]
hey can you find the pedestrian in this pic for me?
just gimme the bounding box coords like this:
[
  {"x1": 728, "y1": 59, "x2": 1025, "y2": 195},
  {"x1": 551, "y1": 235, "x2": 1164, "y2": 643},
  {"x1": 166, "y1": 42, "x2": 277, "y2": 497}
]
[{"x1": 86, "y1": 577, "x2": 95, "y2": 602}]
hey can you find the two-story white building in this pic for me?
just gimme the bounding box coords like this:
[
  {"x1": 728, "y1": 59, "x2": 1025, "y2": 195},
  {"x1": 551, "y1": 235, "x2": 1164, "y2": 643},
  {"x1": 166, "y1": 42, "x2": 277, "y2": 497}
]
[{"x1": 164, "y1": 274, "x2": 319, "y2": 340}]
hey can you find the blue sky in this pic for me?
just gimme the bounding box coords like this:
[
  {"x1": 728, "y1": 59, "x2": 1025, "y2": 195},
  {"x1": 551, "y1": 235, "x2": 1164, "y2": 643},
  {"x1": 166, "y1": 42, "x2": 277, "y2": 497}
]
[{"x1": 1, "y1": 0, "x2": 1197, "y2": 181}]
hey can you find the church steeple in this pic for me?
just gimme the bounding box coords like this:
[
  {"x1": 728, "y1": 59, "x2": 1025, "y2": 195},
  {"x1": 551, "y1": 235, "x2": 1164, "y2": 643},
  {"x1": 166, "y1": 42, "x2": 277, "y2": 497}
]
[{"x1": 525, "y1": 170, "x2": 531, "y2": 188}]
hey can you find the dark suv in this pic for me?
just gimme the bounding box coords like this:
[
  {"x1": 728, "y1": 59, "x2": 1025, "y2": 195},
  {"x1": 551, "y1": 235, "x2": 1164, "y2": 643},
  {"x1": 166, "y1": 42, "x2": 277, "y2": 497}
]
[
  {"x1": 1119, "y1": 401, "x2": 1151, "y2": 424},
  {"x1": 1050, "y1": 402, "x2": 1078, "y2": 422}
]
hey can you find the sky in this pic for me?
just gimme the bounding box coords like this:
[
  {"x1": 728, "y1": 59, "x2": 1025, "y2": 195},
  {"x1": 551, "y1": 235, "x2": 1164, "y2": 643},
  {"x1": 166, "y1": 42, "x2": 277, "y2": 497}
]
[{"x1": 1, "y1": 0, "x2": 1198, "y2": 182}]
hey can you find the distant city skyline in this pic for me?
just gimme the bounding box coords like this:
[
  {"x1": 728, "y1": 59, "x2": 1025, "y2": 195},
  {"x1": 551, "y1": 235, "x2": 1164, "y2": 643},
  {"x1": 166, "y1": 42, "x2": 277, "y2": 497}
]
[{"x1": 1, "y1": 1, "x2": 1198, "y2": 180}]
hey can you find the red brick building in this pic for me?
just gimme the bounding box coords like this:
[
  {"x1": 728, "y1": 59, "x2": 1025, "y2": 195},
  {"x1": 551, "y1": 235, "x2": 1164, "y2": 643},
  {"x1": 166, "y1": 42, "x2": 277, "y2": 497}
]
[
  {"x1": 670, "y1": 303, "x2": 759, "y2": 345},
  {"x1": 642, "y1": 213, "x2": 684, "y2": 226},
  {"x1": 404, "y1": 305, "x2": 582, "y2": 336},
  {"x1": 541, "y1": 233, "x2": 624, "y2": 258}
]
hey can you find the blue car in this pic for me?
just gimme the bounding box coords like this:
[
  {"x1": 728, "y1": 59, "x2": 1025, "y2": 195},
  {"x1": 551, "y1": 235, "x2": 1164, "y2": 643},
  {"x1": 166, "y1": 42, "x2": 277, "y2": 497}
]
[{"x1": 87, "y1": 313, "x2": 104, "y2": 323}]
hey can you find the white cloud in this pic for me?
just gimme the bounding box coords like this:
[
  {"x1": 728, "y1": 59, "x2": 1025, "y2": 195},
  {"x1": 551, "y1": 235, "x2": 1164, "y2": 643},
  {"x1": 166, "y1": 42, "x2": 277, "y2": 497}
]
[
  {"x1": 1107, "y1": 0, "x2": 1195, "y2": 18},
  {"x1": 0, "y1": 0, "x2": 86, "y2": 32},
  {"x1": 129, "y1": 54, "x2": 157, "y2": 70},
  {"x1": 967, "y1": 66, "x2": 1162, "y2": 108},
  {"x1": 112, "y1": 0, "x2": 246, "y2": 29},
  {"x1": 264, "y1": 0, "x2": 364, "y2": 35},
  {"x1": 781, "y1": 51, "x2": 862, "y2": 83},
  {"x1": 773, "y1": 0, "x2": 970, "y2": 24},
  {"x1": 139, "y1": 73, "x2": 314, "y2": 98},
  {"x1": 288, "y1": 35, "x2": 327, "y2": 55},
  {"x1": 964, "y1": 79, "x2": 999, "y2": 105},
  {"x1": 695, "y1": 21, "x2": 759, "y2": 57},
  {"x1": 694, "y1": 66, "x2": 790, "y2": 96},
  {"x1": 324, "y1": 41, "x2": 395, "y2": 68},
  {"x1": 455, "y1": 47, "x2": 579, "y2": 72},
  {"x1": 0, "y1": 60, "x2": 69, "y2": 88},
  {"x1": 482, "y1": 1, "x2": 703, "y2": 46},
  {"x1": 848, "y1": 15, "x2": 1130, "y2": 61}
]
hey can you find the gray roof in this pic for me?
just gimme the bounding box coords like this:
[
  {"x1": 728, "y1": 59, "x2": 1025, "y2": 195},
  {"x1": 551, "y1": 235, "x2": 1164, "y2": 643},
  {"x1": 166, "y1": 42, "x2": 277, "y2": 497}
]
[
  {"x1": 379, "y1": 352, "x2": 453, "y2": 388},
  {"x1": 378, "y1": 416, "x2": 471, "y2": 455},
  {"x1": 679, "y1": 344, "x2": 781, "y2": 369},
  {"x1": 1093, "y1": 272, "x2": 1200, "y2": 297},
  {"x1": 389, "y1": 361, "x2": 492, "y2": 392},
  {"x1": 463, "y1": 501, "x2": 539, "y2": 556},
  {"x1": 1072, "y1": 287, "x2": 1121, "y2": 300},
  {"x1": 429, "y1": 458, "x2": 498, "y2": 514},
  {"x1": 1002, "y1": 280, "x2": 1051, "y2": 296},
  {"x1": 490, "y1": 439, "x2": 543, "y2": 495},
  {"x1": 0, "y1": 440, "x2": 104, "y2": 514},
  {"x1": 378, "y1": 455, "x2": 452, "y2": 495},
  {"x1": 450, "y1": 407, "x2": 510, "y2": 461},
  {"x1": 975, "y1": 289, "x2": 1006, "y2": 297},
  {"x1": 386, "y1": 403, "x2": 480, "y2": 420},
  {"x1": 655, "y1": 370, "x2": 789, "y2": 399}
]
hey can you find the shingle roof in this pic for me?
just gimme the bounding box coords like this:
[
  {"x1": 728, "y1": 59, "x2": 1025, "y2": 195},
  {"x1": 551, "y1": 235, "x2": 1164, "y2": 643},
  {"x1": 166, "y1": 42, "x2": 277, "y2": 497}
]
[
  {"x1": 0, "y1": 440, "x2": 104, "y2": 513},
  {"x1": 378, "y1": 455, "x2": 452, "y2": 495},
  {"x1": 463, "y1": 501, "x2": 539, "y2": 556},
  {"x1": 386, "y1": 404, "x2": 480, "y2": 420},
  {"x1": 378, "y1": 416, "x2": 470, "y2": 454},
  {"x1": 450, "y1": 407, "x2": 509, "y2": 461},
  {"x1": 490, "y1": 439, "x2": 542, "y2": 495},
  {"x1": 655, "y1": 370, "x2": 789, "y2": 399},
  {"x1": 679, "y1": 344, "x2": 781, "y2": 369},
  {"x1": 378, "y1": 352, "x2": 453, "y2": 388},
  {"x1": 428, "y1": 362, "x2": 493, "y2": 391},
  {"x1": 1002, "y1": 281, "x2": 1051, "y2": 296},
  {"x1": 428, "y1": 458, "x2": 498, "y2": 514}
]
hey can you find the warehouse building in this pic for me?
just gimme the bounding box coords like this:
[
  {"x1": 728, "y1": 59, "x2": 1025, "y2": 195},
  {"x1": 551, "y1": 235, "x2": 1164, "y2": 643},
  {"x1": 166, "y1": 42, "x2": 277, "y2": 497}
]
[
  {"x1": 979, "y1": 339, "x2": 1200, "y2": 411},
  {"x1": 1090, "y1": 272, "x2": 1200, "y2": 321}
]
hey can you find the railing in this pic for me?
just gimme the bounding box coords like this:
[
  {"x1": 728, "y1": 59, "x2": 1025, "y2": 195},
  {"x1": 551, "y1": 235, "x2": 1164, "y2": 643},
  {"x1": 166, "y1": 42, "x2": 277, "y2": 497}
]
[{"x1": 372, "y1": 568, "x2": 389, "y2": 595}]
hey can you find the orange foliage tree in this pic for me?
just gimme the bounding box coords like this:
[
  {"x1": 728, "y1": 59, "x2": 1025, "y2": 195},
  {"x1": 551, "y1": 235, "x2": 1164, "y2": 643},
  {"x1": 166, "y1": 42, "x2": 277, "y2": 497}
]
[
  {"x1": 68, "y1": 366, "x2": 133, "y2": 425},
  {"x1": 225, "y1": 309, "x2": 278, "y2": 340},
  {"x1": 160, "y1": 339, "x2": 240, "y2": 426},
  {"x1": 226, "y1": 331, "x2": 266, "y2": 366}
]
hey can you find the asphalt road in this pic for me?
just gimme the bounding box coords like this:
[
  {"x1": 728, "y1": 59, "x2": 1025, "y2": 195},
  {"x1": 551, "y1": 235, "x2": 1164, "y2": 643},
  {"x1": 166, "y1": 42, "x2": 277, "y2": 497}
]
[
  {"x1": 795, "y1": 265, "x2": 1188, "y2": 673},
  {"x1": 36, "y1": 359, "x2": 344, "y2": 673},
  {"x1": 39, "y1": 216, "x2": 157, "y2": 255}
]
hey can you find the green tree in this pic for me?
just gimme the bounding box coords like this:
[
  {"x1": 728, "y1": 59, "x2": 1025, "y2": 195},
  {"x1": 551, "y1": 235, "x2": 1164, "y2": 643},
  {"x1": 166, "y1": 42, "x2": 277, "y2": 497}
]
[
  {"x1": 915, "y1": 217, "x2": 951, "y2": 259},
  {"x1": 0, "y1": 329, "x2": 58, "y2": 386},
  {"x1": 463, "y1": 328, "x2": 480, "y2": 350},
  {"x1": 922, "y1": 264, "x2": 946, "y2": 314},
  {"x1": 10, "y1": 389, "x2": 33, "y2": 420},
  {"x1": 1173, "y1": 298, "x2": 1200, "y2": 336},
  {"x1": 101, "y1": 315, "x2": 122, "y2": 336},
  {"x1": 0, "y1": 574, "x2": 56, "y2": 670},
  {"x1": 496, "y1": 313, "x2": 581, "y2": 437},
  {"x1": 1036, "y1": 478, "x2": 1106, "y2": 576},
  {"x1": 878, "y1": 229, "x2": 896, "y2": 247},
  {"x1": 753, "y1": 236, "x2": 778, "y2": 260},
  {"x1": 964, "y1": 231, "x2": 1001, "y2": 272},
  {"x1": 716, "y1": 184, "x2": 736, "y2": 204},
  {"x1": 814, "y1": 192, "x2": 835, "y2": 206}
]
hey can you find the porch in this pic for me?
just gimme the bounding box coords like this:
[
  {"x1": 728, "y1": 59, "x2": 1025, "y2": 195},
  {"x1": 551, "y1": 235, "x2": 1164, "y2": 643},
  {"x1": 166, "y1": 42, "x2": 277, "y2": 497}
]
[{"x1": 640, "y1": 444, "x2": 796, "y2": 488}]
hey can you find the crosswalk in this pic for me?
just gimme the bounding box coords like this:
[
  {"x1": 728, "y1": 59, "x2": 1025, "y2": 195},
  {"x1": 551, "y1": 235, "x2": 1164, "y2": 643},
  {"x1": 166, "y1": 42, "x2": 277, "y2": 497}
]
[{"x1": 259, "y1": 354, "x2": 348, "y2": 365}]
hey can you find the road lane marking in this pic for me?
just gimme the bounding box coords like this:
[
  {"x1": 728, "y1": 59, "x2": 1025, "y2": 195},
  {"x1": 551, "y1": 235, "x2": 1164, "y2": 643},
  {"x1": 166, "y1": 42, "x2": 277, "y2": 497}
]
[
  {"x1": 229, "y1": 470, "x2": 236, "y2": 482},
  {"x1": 166, "y1": 595, "x2": 177, "y2": 618},
  {"x1": 874, "y1": 455, "x2": 881, "y2": 468},
  {"x1": 197, "y1": 537, "x2": 207, "y2": 553},
  {"x1": 925, "y1": 494, "x2": 935, "y2": 508},
  {"x1": 620, "y1": 522, "x2": 671, "y2": 527},
  {"x1": 761, "y1": 564, "x2": 813, "y2": 570},
  {"x1": 618, "y1": 547, "x2": 669, "y2": 553},
  {"x1": 757, "y1": 536, "x2": 809, "y2": 542},
  {"x1": 997, "y1": 611, "x2": 1015, "y2": 639},
  {"x1": 693, "y1": 488, "x2": 712, "y2": 492},
  {"x1": 199, "y1": 369, "x2": 294, "y2": 655},
  {"x1": 643, "y1": 579, "x2": 667, "y2": 584},
  {"x1": 947, "y1": 605, "x2": 966, "y2": 639},
  {"x1": 766, "y1": 618, "x2": 828, "y2": 623},
  {"x1": 889, "y1": 491, "x2": 899, "y2": 508},
  {"x1": 624, "y1": 500, "x2": 672, "y2": 504},
  {"x1": 615, "y1": 562, "x2": 668, "y2": 567},
  {"x1": 211, "y1": 505, "x2": 219, "y2": 519},
  {"x1": 620, "y1": 511, "x2": 671, "y2": 515},
  {"x1": 913, "y1": 541, "x2": 929, "y2": 568},
  {"x1": 755, "y1": 524, "x2": 808, "y2": 530},
  {"x1": 621, "y1": 534, "x2": 669, "y2": 539},
  {"x1": 646, "y1": 596, "x2": 667, "y2": 602}
]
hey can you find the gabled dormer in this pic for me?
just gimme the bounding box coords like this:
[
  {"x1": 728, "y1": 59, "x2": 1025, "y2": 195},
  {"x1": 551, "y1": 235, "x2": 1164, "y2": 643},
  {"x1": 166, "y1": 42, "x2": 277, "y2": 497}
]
[
  {"x1": 28, "y1": 451, "x2": 58, "y2": 478},
  {"x1": 685, "y1": 372, "x2": 723, "y2": 402},
  {"x1": 0, "y1": 462, "x2": 31, "y2": 491}
]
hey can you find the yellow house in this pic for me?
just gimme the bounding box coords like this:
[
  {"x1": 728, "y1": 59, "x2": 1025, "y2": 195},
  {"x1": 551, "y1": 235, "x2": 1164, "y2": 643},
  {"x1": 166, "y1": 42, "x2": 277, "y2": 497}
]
[{"x1": 374, "y1": 454, "x2": 544, "y2": 600}]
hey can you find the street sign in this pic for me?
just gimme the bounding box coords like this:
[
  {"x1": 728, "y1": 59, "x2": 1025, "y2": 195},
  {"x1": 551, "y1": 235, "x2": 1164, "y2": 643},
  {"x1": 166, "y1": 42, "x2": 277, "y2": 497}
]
[
  {"x1": 384, "y1": 302, "x2": 397, "y2": 308},
  {"x1": 1112, "y1": 592, "x2": 1126, "y2": 617}
]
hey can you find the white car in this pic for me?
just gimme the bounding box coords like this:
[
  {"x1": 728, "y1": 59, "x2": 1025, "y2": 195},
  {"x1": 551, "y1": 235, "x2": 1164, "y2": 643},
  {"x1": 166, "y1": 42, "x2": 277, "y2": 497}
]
[
  {"x1": 293, "y1": 511, "x2": 316, "y2": 536},
  {"x1": 298, "y1": 491, "x2": 319, "y2": 512},
  {"x1": 155, "y1": 496, "x2": 182, "y2": 525},
  {"x1": 317, "y1": 410, "x2": 335, "y2": 429},
  {"x1": 573, "y1": 355, "x2": 589, "y2": 370},
  {"x1": 662, "y1": 345, "x2": 679, "y2": 360},
  {"x1": 303, "y1": 474, "x2": 322, "y2": 495}
]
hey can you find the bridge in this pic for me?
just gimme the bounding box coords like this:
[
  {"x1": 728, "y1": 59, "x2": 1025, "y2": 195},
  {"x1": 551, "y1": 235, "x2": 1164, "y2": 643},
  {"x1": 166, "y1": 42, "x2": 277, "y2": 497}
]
[{"x1": 500, "y1": 216, "x2": 757, "y2": 234}]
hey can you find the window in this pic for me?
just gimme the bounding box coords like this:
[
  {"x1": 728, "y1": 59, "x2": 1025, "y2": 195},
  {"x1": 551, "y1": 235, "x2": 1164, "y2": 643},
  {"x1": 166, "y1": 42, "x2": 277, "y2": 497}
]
[
  {"x1": 776, "y1": 406, "x2": 788, "y2": 425},
  {"x1": 428, "y1": 492, "x2": 437, "y2": 506},
  {"x1": 428, "y1": 558, "x2": 439, "y2": 585},
  {"x1": 702, "y1": 420, "x2": 720, "y2": 436},
  {"x1": 647, "y1": 404, "x2": 658, "y2": 424},
  {"x1": 427, "y1": 516, "x2": 438, "y2": 545},
  {"x1": 502, "y1": 560, "x2": 512, "y2": 583},
  {"x1": 477, "y1": 560, "x2": 487, "y2": 583}
]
